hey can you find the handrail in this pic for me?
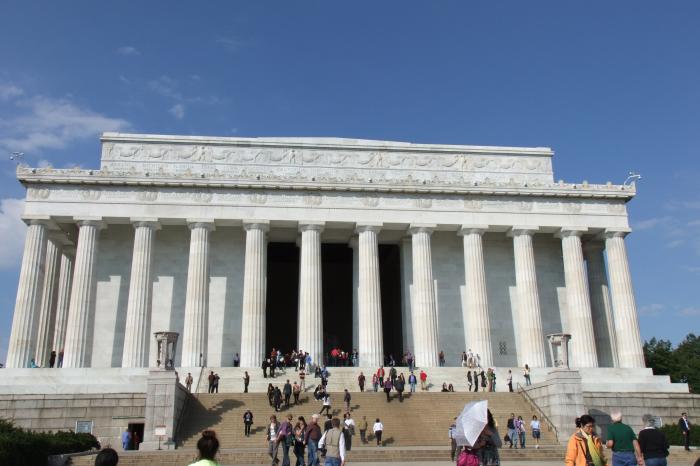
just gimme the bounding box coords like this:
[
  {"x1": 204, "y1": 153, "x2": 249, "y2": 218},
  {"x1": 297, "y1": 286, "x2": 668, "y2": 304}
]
[
  {"x1": 175, "y1": 366, "x2": 205, "y2": 447},
  {"x1": 516, "y1": 382, "x2": 559, "y2": 442}
]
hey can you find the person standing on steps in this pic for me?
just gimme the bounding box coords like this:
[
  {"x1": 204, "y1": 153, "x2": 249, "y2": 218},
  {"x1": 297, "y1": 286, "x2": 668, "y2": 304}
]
[
  {"x1": 274, "y1": 386, "x2": 283, "y2": 412},
  {"x1": 279, "y1": 414, "x2": 294, "y2": 466},
  {"x1": 263, "y1": 358, "x2": 269, "y2": 378},
  {"x1": 358, "y1": 415, "x2": 368, "y2": 444},
  {"x1": 480, "y1": 370, "x2": 487, "y2": 392},
  {"x1": 243, "y1": 409, "x2": 254, "y2": 437},
  {"x1": 383, "y1": 377, "x2": 393, "y2": 402},
  {"x1": 438, "y1": 350, "x2": 445, "y2": 367},
  {"x1": 373, "y1": 418, "x2": 384, "y2": 446},
  {"x1": 389, "y1": 366, "x2": 397, "y2": 386},
  {"x1": 408, "y1": 371, "x2": 417, "y2": 393},
  {"x1": 357, "y1": 371, "x2": 365, "y2": 392},
  {"x1": 507, "y1": 369, "x2": 513, "y2": 392},
  {"x1": 679, "y1": 412, "x2": 691, "y2": 452},
  {"x1": 318, "y1": 417, "x2": 346, "y2": 466},
  {"x1": 530, "y1": 415, "x2": 541, "y2": 449},
  {"x1": 449, "y1": 418, "x2": 458, "y2": 461},
  {"x1": 372, "y1": 372, "x2": 379, "y2": 392},
  {"x1": 244, "y1": 371, "x2": 250, "y2": 393},
  {"x1": 343, "y1": 412, "x2": 356, "y2": 451},
  {"x1": 267, "y1": 415, "x2": 280, "y2": 466},
  {"x1": 377, "y1": 366, "x2": 385, "y2": 385},
  {"x1": 284, "y1": 380, "x2": 293, "y2": 408},
  {"x1": 516, "y1": 415, "x2": 526, "y2": 449},
  {"x1": 420, "y1": 370, "x2": 428, "y2": 391},
  {"x1": 506, "y1": 413, "x2": 517, "y2": 449},
  {"x1": 473, "y1": 370, "x2": 479, "y2": 393},
  {"x1": 395, "y1": 373, "x2": 405, "y2": 402},
  {"x1": 523, "y1": 364, "x2": 531, "y2": 386},
  {"x1": 299, "y1": 369, "x2": 306, "y2": 392},
  {"x1": 319, "y1": 392, "x2": 331, "y2": 416},
  {"x1": 293, "y1": 417, "x2": 306, "y2": 466},
  {"x1": 233, "y1": 352, "x2": 240, "y2": 367},
  {"x1": 185, "y1": 372, "x2": 193, "y2": 392},
  {"x1": 304, "y1": 414, "x2": 322, "y2": 466},
  {"x1": 292, "y1": 381, "x2": 301, "y2": 405},
  {"x1": 467, "y1": 370, "x2": 473, "y2": 392},
  {"x1": 343, "y1": 389, "x2": 351, "y2": 412},
  {"x1": 207, "y1": 371, "x2": 215, "y2": 393}
]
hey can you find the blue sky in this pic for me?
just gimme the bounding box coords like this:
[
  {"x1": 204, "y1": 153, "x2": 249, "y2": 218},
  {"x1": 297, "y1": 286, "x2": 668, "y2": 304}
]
[{"x1": 1, "y1": 1, "x2": 699, "y2": 363}]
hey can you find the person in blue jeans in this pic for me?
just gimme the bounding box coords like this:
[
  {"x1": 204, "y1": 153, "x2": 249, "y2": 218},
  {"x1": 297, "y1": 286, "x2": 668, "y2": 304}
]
[
  {"x1": 606, "y1": 409, "x2": 644, "y2": 466},
  {"x1": 305, "y1": 414, "x2": 322, "y2": 466}
]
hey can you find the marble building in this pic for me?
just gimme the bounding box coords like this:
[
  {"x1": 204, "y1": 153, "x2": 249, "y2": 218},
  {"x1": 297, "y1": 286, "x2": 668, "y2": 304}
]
[{"x1": 6, "y1": 133, "x2": 645, "y2": 371}]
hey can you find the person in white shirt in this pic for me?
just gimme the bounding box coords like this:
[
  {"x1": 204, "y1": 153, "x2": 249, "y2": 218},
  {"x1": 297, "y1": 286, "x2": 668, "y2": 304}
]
[
  {"x1": 320, "y1": 393, "x2": 331, "y2": 416},
  {"x1": 373, "y1": 418, "x2": 384, "y2": 446},
  {"x1": 343, "y1": 412, "x2": 356, "y2": 451},
  {"x1": 318, "y1": 417, "x2": 346, "y2": 466},
  {"x1": 530, "y1": 415, "x2": 541, "y2": 449}
]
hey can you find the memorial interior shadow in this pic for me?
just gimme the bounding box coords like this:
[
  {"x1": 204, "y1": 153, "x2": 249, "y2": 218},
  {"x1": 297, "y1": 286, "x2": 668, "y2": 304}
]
[
  {"x1": 266, "y1": 243, "x2": 300, "y2": 353},
  {"x1": 322, "y1": 244, "x2": 353, "y2": 355},
  {"x1": 379, "y1": 244, "x2": 403, "y2": 360}
]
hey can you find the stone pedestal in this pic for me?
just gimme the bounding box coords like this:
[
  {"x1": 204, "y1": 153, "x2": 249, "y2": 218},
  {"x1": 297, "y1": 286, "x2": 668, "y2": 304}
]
[
  {"x1": 547, "y1": 333, "x2": 572, "y2": 369},
  {"x1": 544, "y1": 370, "x2": 584, "y2": 441},
  {"x1": 140, "y1": 370, "x2": 188, "y2": 450}
]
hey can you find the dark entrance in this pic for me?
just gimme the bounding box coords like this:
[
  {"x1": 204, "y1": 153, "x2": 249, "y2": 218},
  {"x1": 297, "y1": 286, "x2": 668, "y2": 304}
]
[
  {"x1": 379, "y1": 244, "x2": 403, "y2": 361},
  {"x1": 266, "y1": 243, "x2": 299, "y2": 353},
  {"x1": 322, "y1": 244, "x2": 353, "y2": 355}
]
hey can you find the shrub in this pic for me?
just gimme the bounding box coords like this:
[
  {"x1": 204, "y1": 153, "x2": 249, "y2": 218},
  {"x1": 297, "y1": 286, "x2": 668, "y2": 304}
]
[
  {"x1": 659, "y1": 423, "x2": 700, "y2": 447},
  {"x1": 0, "y1": 418, "x2": 99, "y2": 466}
]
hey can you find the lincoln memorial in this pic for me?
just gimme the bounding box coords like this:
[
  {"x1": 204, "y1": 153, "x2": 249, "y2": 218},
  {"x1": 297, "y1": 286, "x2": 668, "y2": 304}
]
[{"x1": 6, "y1": 133, "x2": 647, "y2": 372}]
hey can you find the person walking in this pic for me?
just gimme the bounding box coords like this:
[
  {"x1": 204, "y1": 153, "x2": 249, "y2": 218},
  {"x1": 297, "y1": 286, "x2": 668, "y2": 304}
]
[
  {"x1": 679, "y1": 412, "x2": 691, "y2": 451},
  {"x1": 408, "y1": 372, "x2": 417, "y2": 392},
  {"x1": 244, "y1": 371, "x2": 250, "y2": 393},
  {"x1": 523, "y1": 364, "x2": 531, "y2": 386},
  {"x1": 438, "y1": 350, "x2": 445, "y2": 367},
  {"x1": 449, "y1": 418, "x2": 458, "y2": 461},
  {"x1": 274, "y1": 386, "x2": 283, "y2": 412},
  {"x1": 267, "y1": 415, "x2": 280, "y2": 466},
  {"x1": 318, "y1": 417, "x2": 346, "y2": 466},
  {"x1": 343, "y1": 412, "x2": 356, "y2": 451},
  {"x1": 243, "y1": 410, "x2": 254, "y2": 437},
  {"x1": 377, "y1": 367, "x2": 385, "y2": 385},
  {"x1": 395, "y1": 374, "x2": 405, "y2": 402},
  {"x1": 299, "y1": 369, "x2": 306, "y2": 392},
  {"x1": 467, "y1": 370, "x2": 473, "y2": 392},
  {"x1": 530, "y1": 415, "x2": 541, "y2": 449},
  {"x1": 472, "y1": 370, "x2": 479, "y2": 393},
  {"x1": 383, "y1": 378, "x2": 393, "y2": 402},
  {"x1": 213, "y1": 373, "x2": 220, "y2": 393},
  {"x1": 358, "y1": 415, "x2": 368, "y2": 444},
  {"x1": 185, "y1": 372, "x2": 194, "y2": 392},
  {"x1": 304, "y1": 414, "x2": 322, "y2": 466},
  {"x1": 284, "y1": 380, "x2": 293, "y2": 408},
  {"x1": 639, "y1": 415, "x2": 670, "y2": 466},
  {"x1": 293, "y1": 418, "x2": 306, "y2": 466},
  {"x1": 480, "y1": 370, "x2": 487, "y2": 392},
  {"x1": 357, "y1": 371, "x2": 365, "y2": 392},
  {"x1": 207, "y1": 371, "x2": 215, "y2": 393},
  {"x1": 372, "y1": 372, "x2": 379, "y2": 392},
  {"x1": 319, "y1": 393, "x2": 331, "y2": 416},
  {"x1": 606, "y1": 409, "x2": 643, "y2": 466},
  {"x1": 373, "y1": 418, "x2": 384, "y2": 446},
  {"x1": 507, "y1": 370, "x2": 513, "y2": 392},
  {"x1": 506, "y1": 413, "x2": 517, "y2": 449},
  {"x1": 292, "y1": 381, "x2": 301, "y2": 405},
  {"x1": 343, "y1": 389, "x2": 351, "y2": 412},
  {"x1": 565, "y1": 415, "x2": 606, "y2": 466},
  {"x1": 279, "y1": 414, "x2": 294, "y2": 466},
  {"x1": 516, "y1": 415, "x2": 526, "y2": 449},
  {"x1": 419, "y1": 370, "x2": 427, "y2": 391}
]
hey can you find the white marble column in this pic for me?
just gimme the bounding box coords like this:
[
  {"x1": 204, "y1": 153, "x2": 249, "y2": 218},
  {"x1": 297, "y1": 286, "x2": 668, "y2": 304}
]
[
  {"x1": 509, "y1": 227, "x2": 547, "y2": 367},
  {"x1": 409, "y1": 224, "x2": 440, "y2": 367},
  {"x1": 6, "y1": 219, "x2": 50, "y2": 368},
  {"x1": 557, "y1": 228, "x2": 598, "y2": 368},
  {"x1": 52, "y1": 247, "x2": 75, "y2": 357},
  {"x1": 349, "y1": 238, "x2": 360, "y2": 354},
  {"x1": 297, "y1": 222, "x2": 324, "y2": 367},
  {"x1": 34, "y1": 235, "x2": 64, "y2": 366},
  {"x1": 63, "y1": 219, "x2": 104, "y2": 368},
  {"x1": 584, "y1": 241, "x2": 619, "y2": 367},
  {"x1": 122, "y1": 220, "x2": 160, "y2": 368},
  {"x1": 458, "y1": 225, "x2": 493, "y2": 367},
  {"x1": 356, "y1": 223, "x2": 384, "y2": 368},
  {"x1": 239, "y1": 220, "x2": 269, "y2": 368},
  {"x1": 605, "y1": 229, "x2": 645, "y2": 368},
  {"x1": 181, "y1": 221, "x2": 215, "y2": 367}
]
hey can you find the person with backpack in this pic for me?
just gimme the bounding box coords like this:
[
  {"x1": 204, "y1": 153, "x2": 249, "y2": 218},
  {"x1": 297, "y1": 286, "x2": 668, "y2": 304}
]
[
  {"x1": 278, "y1": 414, "x2": 294, "y2": 466},
  {"x1": 343, "y1": 412, "x2": 356, "y2": 451},
  {"x1": 318, "y1": 417, "x2": 346, "y2": 466}
]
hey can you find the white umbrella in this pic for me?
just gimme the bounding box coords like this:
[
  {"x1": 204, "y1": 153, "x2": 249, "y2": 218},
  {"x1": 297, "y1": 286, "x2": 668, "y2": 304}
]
[{"x1": 454, "y1": 400, "x2": 488, "y2": 446}]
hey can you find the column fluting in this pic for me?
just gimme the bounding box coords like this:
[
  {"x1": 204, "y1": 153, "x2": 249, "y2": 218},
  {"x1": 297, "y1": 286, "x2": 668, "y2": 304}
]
[
  {"x1": 6, "y1": 219, "x2": 49, "y2": 368},
  {"x1": 297, "y1": 222, "x2": 324, "y2": 367},
  {"x1": 239, "y1": 221, "x2": 269, "y2": 368},
  {"x1": 357, "y1": 224, "x2": 384, "y2": 368},
  {"x1": 52, "y1": 247, "x2": 75, "y2": 357},
  {"x1": 409, "y1": 224, "x2": 440, "y2": 367},
  {"x1": 181, "y1": 221, "x2": 215, "y2": 367},
  {"x1": 121, "y1": 220, "x2": 160, "y2": 368},
  {"x1": 584, "y1": 241, "x2": 619, "y2": 367},
  {"x1": 63, "y1": 220, "x2": 104, "y2": 368},
  {"x1": 510, "y1": 227, "x2": 547, "y2": 367},
  {"x1": 34, "y1": 236, "x2": 63, "y2": 367},
  {"x1": 458, "y1": 226, "x2": 493, "y2": 368},
  {"x1": 605, "y1": 230, "x2": 645, "y2": 368},
  {"x1": 558, "y1": 229, "x2": 598, "y2": 367}
]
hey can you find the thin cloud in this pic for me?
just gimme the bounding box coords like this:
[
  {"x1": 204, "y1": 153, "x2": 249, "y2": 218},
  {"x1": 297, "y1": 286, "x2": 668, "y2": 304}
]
[
  {"x1": 170, "y1": 103, "x2": 185, "y2": 120},
  {"x1": 149, "y1": 75, "x2": 182, "y2": 100},
  {"x1": 633, "y1": 216, "x2": 671, "y2": 231},
  {"x1": 216, "y1": 37, "x2": 242, "y2": 52},
  {"x1": 0, "y1": 94, "x2": 130, "y2": 153},
  {"x1": 116, "y1": 46, "x2": 140, "y2": 56},
  {"x1": 0, "y1": 82, "x2": 24, "y2": 101},
  {"x1": 0, "y1": 199, "x2": 26, "y2": 269},
  {"x1": 638, "y1": 303, "x2": 664, "y2": 316},
  {"x1": 678, "y1": 307, "x2": 700, "y2": 316}
]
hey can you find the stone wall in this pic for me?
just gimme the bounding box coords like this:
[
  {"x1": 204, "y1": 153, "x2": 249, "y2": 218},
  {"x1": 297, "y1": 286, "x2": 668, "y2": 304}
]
[{"x1": 0, "y1": 393, "x2": 145, "y2": 449}]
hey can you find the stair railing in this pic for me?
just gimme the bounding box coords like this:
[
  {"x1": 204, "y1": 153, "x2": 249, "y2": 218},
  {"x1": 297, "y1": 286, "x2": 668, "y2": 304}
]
[
  {"x1": 175, "y1": 366, "x2": 205, "y2": 448},
  {"x1": 516, "y1": 382, "x2": 558, "y2": 442}
]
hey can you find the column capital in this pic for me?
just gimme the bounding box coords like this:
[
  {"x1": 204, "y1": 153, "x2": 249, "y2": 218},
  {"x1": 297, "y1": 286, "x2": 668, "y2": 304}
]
[
  {"x1": 348, "y1": 237, "x2": 359, "y2": 249},
  {"x1": 555, "y1": 227, "x2": 588, "y2": 239},
  {"x1": 187, "y1": 219, "x2": 216, "y2": 231},
  {"x1": 507, "y1": 225, "x2": 540, "y2": 237},
  {"x1": 22, "y1": 215, "x2": 58, "y2": 229},
  {"x1": 355, "y1": 222, "x2": 382, "y2": 234},
  {"x1": 130, "y1": 218, "x2": 162, "y2": 230},
  {"x1": 298, "y1": 221, "x2": 325, "y2": 233},
  {"x1": 458, "y1": 225, "x2": 490, "y2": 236},
  {"x1": 74, "y1": 217, "x2": 105, "y2": 230},
  {"x1": 603, "y1": 228, "x2": 631, "y2": 239},
  {"x1": 582, "y1": 240, "x2": 606, "y2": 254},
  {"x1": 408, "y1": 223, "x2": 437, "y2": 235},
  {"x1": 243, "y1": 219, "x2": 270, "y2": 232}
]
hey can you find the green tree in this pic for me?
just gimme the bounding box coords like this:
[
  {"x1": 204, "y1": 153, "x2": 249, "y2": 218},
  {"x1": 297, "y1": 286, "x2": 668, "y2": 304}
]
[{"x1": 644, "y1": 333, "x2": 700, "y2": 393}]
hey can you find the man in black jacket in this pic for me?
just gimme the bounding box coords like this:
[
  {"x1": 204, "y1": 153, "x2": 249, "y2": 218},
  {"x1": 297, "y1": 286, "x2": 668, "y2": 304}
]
[
  {"x1": 283, "y1": 380, "x2": 292, "y2": 407},
  {"x1": 679, "y1": 412, "x2": 691, "y2": 451}
]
